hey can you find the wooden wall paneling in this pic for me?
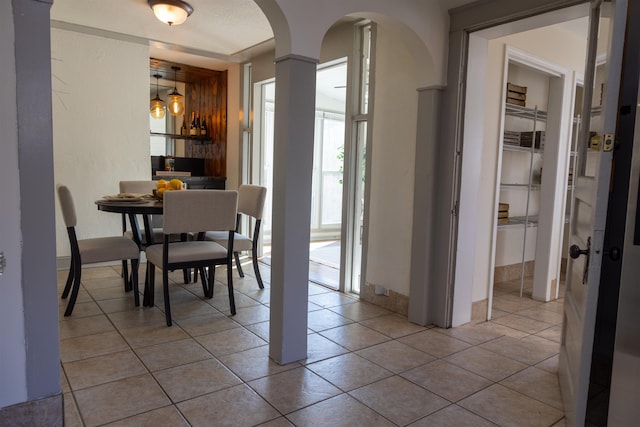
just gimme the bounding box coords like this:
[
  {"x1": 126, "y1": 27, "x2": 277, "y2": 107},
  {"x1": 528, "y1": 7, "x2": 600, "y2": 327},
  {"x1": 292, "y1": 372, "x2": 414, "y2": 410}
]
[{"x1": 184, "y1": 70, "x2": 227, "y2": 177}]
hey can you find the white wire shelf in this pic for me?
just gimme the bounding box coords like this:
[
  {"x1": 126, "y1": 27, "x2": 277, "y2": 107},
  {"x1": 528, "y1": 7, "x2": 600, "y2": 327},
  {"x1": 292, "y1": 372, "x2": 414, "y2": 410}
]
[
  {"x1": 500, "y1": 183, "x2": 541, "y2": 190},
  {"x1": 503, "y1": 143, "x2": 544, "y2": 154},
  {"x1": 497, "y1": 215, "x2": 539, "y2": 229},
  {"x1": 504, "y1": 103, "x2": 547, "y2": 121}
]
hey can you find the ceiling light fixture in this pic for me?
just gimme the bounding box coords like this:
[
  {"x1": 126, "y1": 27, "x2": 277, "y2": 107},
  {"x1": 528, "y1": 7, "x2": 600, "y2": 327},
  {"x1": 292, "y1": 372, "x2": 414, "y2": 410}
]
[
  {"x1": 150, "y1": 74, "x2": 166, "y2": 119},
  {"x1": 167, "y1": 66, "x2": 185, "y2": 116},
  {"x1": 148, "y1": 0, "x2": 194, "y2": 26}
]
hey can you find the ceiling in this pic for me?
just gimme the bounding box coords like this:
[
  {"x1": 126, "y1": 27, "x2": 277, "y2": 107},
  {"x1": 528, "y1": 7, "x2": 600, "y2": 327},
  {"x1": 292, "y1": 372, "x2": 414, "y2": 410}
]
[
  {"x1": 50, "y1": 0, "x2": 275, "y2": 71},
  {"x1": 51, "y1": 0, "x2": 483, "y2": 73}
]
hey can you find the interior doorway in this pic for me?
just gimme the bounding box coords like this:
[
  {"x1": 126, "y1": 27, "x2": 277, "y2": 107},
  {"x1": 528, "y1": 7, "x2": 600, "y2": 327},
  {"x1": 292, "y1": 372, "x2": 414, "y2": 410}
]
[{"x1": 457, "y1": 5, "x2": 591, "y2": 325}]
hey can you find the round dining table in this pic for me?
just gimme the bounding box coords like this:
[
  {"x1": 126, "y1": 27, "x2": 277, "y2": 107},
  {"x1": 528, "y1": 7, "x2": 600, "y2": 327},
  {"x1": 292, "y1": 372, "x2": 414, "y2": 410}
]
[
  {"x1": 95, "y1": 198, "x2": 163, "y2": 248},
  {"x1": 95, "y1": 198, "x2": 167, "y2": 307}
]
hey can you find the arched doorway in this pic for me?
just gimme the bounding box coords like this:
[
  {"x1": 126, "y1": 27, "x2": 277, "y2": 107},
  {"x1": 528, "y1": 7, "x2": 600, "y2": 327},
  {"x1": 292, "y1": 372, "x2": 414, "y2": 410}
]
[{"x1": 254, "y1": 0, "x2": 451, "y2": 362}]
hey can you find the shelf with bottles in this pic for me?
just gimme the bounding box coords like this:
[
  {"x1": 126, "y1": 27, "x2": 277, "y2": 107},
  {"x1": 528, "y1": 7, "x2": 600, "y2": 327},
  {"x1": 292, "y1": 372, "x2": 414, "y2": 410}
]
[{"x1": 150, "y1": 132, "x2": 215, "y2": 143}]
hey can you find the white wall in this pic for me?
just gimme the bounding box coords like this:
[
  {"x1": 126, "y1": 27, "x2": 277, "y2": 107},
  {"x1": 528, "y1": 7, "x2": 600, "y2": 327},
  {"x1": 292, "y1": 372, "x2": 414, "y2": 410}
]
[
  {"x1": 366, "y1": 23, "x2": 419, "y2": 296},
  {"x1": 51, "y1": 28, "x2": 150, "y2": 257},
  {"x1": 470, "y1": 24, "x2": 587, "y2": 303}
]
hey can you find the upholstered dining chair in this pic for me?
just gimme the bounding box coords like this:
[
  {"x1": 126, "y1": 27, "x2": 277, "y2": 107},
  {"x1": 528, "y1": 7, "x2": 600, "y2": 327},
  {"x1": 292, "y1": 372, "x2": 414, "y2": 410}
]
[
  {"x1": 145, "y1": 189, "x2": 238, "y2": 326},
  {"x1": 119, "y1": 180, "x2": 163, "y2": 245},
  {"x1": 56, "y1": 184, "x2": 141, "y2": 316},
  {"x1": 118, "y1": 180, "x2": 158, "y2": 290},
  {"x1": 205, "y1": 184, "x2": 267, "y2": 289},
  {"x1": 119, "y1": 180, "x2": 191, "y2": 287}
]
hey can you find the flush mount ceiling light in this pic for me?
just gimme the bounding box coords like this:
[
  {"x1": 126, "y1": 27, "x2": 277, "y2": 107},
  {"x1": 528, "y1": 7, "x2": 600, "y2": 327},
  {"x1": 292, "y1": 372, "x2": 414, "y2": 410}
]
[
  {"x1": 167, "y1": 66, "x2": 185, "y2": 116},
  {"x1": 148, "y1": 0, "x2": 194, "y2": 26},
  {"x1": 150, "y1": 74, "x2": 166, "y2": 119}
]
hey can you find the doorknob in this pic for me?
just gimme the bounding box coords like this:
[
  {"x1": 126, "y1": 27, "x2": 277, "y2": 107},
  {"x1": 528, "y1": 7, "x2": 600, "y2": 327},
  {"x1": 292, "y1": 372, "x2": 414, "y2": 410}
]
[
  {"x1": 569, "y1": 244, "x2": 589, "y2": 259},
  {"x1": 604, "y1": 246, "x2": 621, "y2": 261},
  {"x1": 570, "y1": 237, "x2": 591, "y2": 285}
]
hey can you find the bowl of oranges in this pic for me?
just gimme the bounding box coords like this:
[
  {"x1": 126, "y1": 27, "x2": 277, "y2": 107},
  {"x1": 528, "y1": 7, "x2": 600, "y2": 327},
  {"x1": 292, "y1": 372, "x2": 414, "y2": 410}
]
[{"x1": 153, "y1": 179, "x2": 185, "y2": 200}]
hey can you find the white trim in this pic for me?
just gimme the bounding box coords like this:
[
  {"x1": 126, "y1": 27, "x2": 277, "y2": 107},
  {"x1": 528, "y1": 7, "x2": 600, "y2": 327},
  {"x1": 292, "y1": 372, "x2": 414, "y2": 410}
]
[
  {"x1": 506, "y1": 45, "x2": 569, "y2": 77},
  {"x1": 487, "y1": 45, "x2": 571, "y2": 319}
]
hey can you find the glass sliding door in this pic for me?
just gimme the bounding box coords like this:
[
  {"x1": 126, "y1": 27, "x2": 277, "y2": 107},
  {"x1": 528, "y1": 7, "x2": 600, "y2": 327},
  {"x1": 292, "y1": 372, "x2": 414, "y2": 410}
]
[
  {"x1": 311, "y1": 111, "x2": 345, "y2": 237},
  {"x1": 248, "y1": 22, "x2": 373, "y2": 295}
]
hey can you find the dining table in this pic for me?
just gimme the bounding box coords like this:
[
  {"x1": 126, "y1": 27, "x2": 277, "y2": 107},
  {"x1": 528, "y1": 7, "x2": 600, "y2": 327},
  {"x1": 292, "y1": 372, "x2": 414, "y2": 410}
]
[
  {"x1": 95, "y1": 197, "x2": 163, "y2": 250},
  {"x1": 95, "y1": 196, "x2": 171, "y2": 307}
]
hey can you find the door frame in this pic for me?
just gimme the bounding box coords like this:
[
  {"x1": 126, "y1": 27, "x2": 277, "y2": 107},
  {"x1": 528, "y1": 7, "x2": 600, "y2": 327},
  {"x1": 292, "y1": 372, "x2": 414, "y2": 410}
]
[
  {"x1": 486, "y1": 47, "x2": 569, "y2": 321},
  {"x1": 445, "y1": 0, "x2": 590, "y2": 326}
]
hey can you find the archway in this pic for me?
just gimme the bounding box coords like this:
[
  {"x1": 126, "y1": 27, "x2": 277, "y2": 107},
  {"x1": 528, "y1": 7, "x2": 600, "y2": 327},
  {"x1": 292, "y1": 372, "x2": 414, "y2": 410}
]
[{"x1": 254, "y1": 0, "x2": 451, "y2": 362}]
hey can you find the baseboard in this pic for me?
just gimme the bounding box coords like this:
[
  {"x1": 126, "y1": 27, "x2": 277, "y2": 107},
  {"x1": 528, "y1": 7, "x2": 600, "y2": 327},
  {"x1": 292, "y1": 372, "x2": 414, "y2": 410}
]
[
  {"x1": 471, "y1": 299, "x2": 488, "y2": 324},
  {"x1": 0, "y1": 394, "x2": 63, "y2": 427},
  {"x1": 494, "y1": 260, "x2": 535, "y2": 282},
  {"x1": 360, "y1": 283, "x2": 409, "y2": 316}
]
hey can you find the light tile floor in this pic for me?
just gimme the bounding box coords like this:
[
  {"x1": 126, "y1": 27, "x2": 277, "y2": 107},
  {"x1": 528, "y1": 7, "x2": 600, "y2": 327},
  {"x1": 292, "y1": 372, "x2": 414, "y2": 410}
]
[{"x1": 59, "y1": 264, "x2": 566, "y2": 427}]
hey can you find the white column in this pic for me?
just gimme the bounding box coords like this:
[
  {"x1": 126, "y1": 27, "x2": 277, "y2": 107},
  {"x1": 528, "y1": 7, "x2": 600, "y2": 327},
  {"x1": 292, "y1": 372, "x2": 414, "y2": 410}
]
[
  {"x1": 269, "y1": 54, "x2": 318, "y2": 364},
  {"x1": 408, "y1": 86, "x2": 445, "y2": 326}
]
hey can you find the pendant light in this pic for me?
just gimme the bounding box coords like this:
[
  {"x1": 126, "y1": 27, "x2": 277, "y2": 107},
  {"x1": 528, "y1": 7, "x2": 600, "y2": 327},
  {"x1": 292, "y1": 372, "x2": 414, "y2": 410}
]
[
  {"x1": 167, "y1": 66, "x2": 185, "y2": 116},
  {"x1": 150, "y1": 74, "x2": 166, "y2": 119}
]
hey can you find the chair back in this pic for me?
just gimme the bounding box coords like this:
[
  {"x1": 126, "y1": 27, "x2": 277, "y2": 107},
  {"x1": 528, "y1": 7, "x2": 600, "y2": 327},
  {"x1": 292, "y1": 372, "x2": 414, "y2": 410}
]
[
  {"x1": 238, "y1": 184, "x2": 267, "y2": 220},
  {"x1": 57, "y1": 184, "x2": 77, "y2": 228},
  {"x1": 120, "y1": 180, "x2": 163, "y2": 228},
  {"x1": 119, "y1": 180, "x2": 156, "y2": 194},
  {"x1": 163, "y1": 190, "x2": 238, "y2": 235}
]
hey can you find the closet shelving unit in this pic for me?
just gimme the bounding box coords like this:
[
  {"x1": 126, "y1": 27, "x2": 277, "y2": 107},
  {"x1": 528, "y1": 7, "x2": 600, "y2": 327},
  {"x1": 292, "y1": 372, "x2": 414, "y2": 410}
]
[{"x1": 499, "y1": 102, "x2": 546, "y2": 297}]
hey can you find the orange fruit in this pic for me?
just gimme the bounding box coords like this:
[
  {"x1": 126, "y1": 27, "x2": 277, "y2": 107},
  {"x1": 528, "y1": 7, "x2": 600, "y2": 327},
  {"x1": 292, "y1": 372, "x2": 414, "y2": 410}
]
[{"x1": 169, "y1": 179, "x2": 183, "y2": 190}]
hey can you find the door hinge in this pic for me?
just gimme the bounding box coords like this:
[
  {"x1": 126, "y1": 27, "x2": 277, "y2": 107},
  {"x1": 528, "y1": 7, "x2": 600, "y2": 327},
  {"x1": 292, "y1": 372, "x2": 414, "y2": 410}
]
[{"x1": 452, "y1": 201, "x2": 459, "y2": 216}]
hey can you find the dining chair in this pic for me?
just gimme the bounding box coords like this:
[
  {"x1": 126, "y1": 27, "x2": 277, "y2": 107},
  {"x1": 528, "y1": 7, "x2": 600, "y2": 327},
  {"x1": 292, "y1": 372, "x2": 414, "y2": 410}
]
[
  {"x1": 205, "y1": 184, "x2": 267, "y2": 289},
  {"x1": 119, "y1": 180, "x2": 159, "y2": 290},
  {"x1": 56, "y1": 184, "x2": 141, "y2": 316},
  {"x1": 145, "y1": 189, "x2": 238, "y2": 326}
]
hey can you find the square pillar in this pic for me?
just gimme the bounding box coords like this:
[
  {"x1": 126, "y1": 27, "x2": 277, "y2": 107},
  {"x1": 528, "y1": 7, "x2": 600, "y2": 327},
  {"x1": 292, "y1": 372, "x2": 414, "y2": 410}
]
[{"x1": 269, "y1": 54, "x2": 318, "y2": 364}]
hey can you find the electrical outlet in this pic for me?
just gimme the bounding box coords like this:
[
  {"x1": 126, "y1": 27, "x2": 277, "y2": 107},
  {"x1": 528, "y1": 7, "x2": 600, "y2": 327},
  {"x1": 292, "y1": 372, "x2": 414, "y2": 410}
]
[{"x1": 374, "y1": 284, "x2": 389, "y2": 296}]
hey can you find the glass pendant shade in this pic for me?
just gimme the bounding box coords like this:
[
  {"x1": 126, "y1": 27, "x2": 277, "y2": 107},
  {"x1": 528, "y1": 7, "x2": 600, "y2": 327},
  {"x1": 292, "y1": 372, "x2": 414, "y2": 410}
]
[
  {"x1": 167, "y1": 90, "x2": 185, "y2": 116},
  {"x1": 167, "y1": 66, "x2": 185, "y2": 116},
  {"x1": 150, "y1": 96, "x2": 166, "y2": 119},
  {"x1": 148, "y1": 0, "x2": 193, "y2": 26},
  {"x1": 150, "y1": 73, "x2": 166, "y2": 119}
]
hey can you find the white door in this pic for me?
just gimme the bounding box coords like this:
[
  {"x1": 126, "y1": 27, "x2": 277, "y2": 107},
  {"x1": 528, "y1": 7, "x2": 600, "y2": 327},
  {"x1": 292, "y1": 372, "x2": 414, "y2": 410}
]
[{"x1": 559, "y1": 0, "x2": 628, "y2": 425}]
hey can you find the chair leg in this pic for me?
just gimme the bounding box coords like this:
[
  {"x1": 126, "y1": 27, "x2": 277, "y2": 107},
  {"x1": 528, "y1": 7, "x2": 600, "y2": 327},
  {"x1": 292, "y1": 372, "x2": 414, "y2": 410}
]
[
  {"x1": 145, "y1": 263, "x2": 155, "y2": 307},
  {"x1": 206, "y1": 266, "x2": 217, "y2": 298},
  {"x1": 252, "y1": 251, "x2": 264, "y2": 289},
  {"x1": 131, "y1": 258, "x2": 140, "y2": 307},
  {"x1": 199, "y1": 267, "x2": 210, "y2": 297},
  {"x1": 234, "y1": 252, "x2": 245, "y2": 277},
  {"x1": 183, "y1": 268, "x2": 191, "y2": 284},
  {"x1": 64, "y1": 260, "x2": 82, "y2": 316},
  {"x1": 61, "y1": 258, "x2": 75, "y2": 299},
  {"x1": 122, "y1": 260, "x2": 131, "y2": 292},
  {"x1": 226, "y1": 262, "x2": 236, "y2": 315},
  {"x1": 163, "y1": 267, "x2": 172, "y2": 326}
]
